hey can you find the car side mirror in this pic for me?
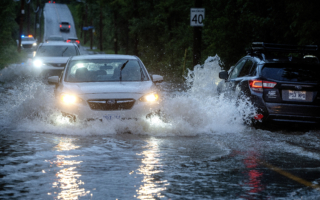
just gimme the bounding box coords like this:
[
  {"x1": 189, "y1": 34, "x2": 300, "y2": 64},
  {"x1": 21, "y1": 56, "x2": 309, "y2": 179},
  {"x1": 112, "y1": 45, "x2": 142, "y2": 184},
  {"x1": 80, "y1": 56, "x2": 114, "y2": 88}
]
[
  {"x1": 151, "y1": 75, "x2": 163, "y2": 83},
  {"x1": 219, "y1": 71, "x2": 228, "y2": 80},
  {"x1": 48, "y1": 76, "x2": 59, "y2": 84}
]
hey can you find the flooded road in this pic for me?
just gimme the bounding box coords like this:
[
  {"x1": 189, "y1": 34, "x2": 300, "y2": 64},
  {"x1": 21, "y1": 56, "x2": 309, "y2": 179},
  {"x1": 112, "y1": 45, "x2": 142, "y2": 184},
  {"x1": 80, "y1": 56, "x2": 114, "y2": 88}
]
[
  {"x1": 1, "y1": 57, "x2": 320, "y2": 199},
  {"x1": 1, "y1": 129, "x2": 320, "y2": 199}
]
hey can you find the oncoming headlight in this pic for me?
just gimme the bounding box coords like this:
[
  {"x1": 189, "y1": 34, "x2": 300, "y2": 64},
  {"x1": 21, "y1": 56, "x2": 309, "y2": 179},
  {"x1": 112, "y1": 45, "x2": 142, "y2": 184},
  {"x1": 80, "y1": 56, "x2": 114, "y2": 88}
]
[
  {"x1": 140, "y1": 93, "x2": 159, "y2": 102},
  {"x1": 33, "y1": 60, "x2": 43, "y2": 67},
  {"x1": 33, "y1": 43, "x2": 37, "y2": 46},
  {"x1": 61, "y1": 94, "x2": 82, "y2": 104}
]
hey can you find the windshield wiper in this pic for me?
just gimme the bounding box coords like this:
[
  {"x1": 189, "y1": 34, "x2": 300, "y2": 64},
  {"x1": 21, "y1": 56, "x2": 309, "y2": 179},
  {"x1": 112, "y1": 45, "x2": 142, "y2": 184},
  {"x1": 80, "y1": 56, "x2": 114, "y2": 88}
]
[
  {"x1": 119, "y1": 60, "x2": 129, "y2": 81},
  {"x1": 61, "y1": 47, "x2": 68, "y2": 56}
]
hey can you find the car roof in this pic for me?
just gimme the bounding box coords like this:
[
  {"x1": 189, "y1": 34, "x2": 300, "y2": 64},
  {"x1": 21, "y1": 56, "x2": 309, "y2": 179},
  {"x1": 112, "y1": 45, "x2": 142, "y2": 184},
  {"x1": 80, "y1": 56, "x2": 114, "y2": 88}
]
[
  {"x1": 70, "y1": 54, "x2": 138, "y2": 60},
  {"x1": 40, "y1": 42, "x2": 76, "y2": 46}
]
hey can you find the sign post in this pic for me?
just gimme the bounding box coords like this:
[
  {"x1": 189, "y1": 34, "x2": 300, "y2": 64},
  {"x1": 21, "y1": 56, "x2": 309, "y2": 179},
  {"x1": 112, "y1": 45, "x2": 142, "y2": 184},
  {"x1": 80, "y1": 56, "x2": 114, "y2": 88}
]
[{"x1": 190, "y1": 8, "x2": 205, "y2": 68}]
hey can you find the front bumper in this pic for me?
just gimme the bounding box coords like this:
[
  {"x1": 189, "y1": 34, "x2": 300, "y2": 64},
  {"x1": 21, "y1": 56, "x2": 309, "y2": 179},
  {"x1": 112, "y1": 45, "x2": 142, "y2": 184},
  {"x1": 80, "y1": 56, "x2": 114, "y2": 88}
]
[
  {"x1": 31, "y1": 65, "x2": 64, "y2": 77},
  {"x1": 56, "y1": 96, "x2": 160, "y2": 121}
]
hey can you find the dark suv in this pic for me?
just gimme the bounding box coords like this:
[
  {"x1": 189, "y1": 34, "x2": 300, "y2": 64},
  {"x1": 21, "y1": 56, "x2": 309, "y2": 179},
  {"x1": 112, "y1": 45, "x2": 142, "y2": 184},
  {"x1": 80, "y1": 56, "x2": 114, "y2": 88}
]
[
  {"x1": 60, "y1": 21, "x2": 70, "y2": 32},
  {"x1": 217, "y1": 42, "x2": 320, "y2": 125}
]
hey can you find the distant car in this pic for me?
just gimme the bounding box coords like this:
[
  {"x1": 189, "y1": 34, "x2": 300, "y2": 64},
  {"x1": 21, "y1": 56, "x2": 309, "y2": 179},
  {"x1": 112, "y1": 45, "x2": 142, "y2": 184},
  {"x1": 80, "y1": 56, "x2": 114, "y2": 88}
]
[
  {"x1": 47, "y1": 54, "x2": 164, "y2": 121},
  {"x1": 32, "y1": 42, "x2": 81, "y2": 77},
  {"x1": 46, "y1": 35, "x2": 65, "y2": 43},
  {"x1": 17, "y1": 35, "x2": 37, "y2": 51},
  {"x1": 60, "y1": 21, "x2": 70, "y2": 32},
  {"x1": 66, "y1": 37, "x2": 80, "y2": 47},
  {"x1": 217, "y1": 42, "x2": 320, "y2": 126}
]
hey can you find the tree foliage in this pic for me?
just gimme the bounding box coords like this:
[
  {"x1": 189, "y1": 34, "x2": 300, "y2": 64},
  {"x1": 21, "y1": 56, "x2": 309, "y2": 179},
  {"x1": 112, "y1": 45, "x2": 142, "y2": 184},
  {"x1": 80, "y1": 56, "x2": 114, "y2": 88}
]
[{"x1": 73, "y1": 0, "x2": 320, "y2": 75}]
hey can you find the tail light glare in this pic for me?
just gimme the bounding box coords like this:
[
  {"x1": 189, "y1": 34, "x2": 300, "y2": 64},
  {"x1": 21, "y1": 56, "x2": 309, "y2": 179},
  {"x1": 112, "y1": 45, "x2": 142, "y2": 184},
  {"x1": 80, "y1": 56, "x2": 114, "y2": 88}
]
[
  {"x1": 69, "y1": 25, "x2": 71, "y2": 28},
  {"x1": 76, "y1": 40, "x2": 80, "y2": 44},
  {"x1": 249, "y1": 80, "x2": 276, "y2": 92},
  {"x1": 66, "y1": 40, "x2": 71, "y2": 43},
  {"x1": 60, "y1": 25, "x2": 62, "y2": 28},
  {"x1": 254, "y1": 114, "x2": 264, "y2": 120}
]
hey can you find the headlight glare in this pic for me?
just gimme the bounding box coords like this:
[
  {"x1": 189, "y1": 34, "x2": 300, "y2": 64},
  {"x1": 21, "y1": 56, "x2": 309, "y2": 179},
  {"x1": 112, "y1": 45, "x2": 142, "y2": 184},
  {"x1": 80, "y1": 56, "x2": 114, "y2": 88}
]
[
  {"x1": 140, "y1": 93, "x2": 159, "y2": 102},
  {"x1": 33, "y1": 60, "x2": 43, "y2": 67},
  {"x1": 61, "y1": 94, "x2": 77, "y2": 104},
  {"x1": 33, "y1": 43, "x2": 37, "y2": 46}
]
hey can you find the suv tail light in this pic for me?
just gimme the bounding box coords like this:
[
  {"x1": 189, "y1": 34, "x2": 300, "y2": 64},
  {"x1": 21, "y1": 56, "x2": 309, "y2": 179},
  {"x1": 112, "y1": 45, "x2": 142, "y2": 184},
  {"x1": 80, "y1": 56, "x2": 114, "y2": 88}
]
[
  {"x1": 249, "y1": 80, "x2": 277, "y2": 92},
  {"x1": 76, "y1": 40, "x2": 80, "y2": 44},
  {"x1": 69, "y1": 25, "x2": 71, "y2": 28},
  {"x1": 66, "y1": 40, "x2": 71, "y2": 43}
]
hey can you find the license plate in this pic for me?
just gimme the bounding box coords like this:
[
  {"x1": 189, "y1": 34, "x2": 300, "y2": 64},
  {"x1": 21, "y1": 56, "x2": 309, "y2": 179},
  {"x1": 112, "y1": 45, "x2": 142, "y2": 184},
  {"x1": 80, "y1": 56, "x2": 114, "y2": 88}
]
[
  {"x1": 288, "y1": 90, "x2": 306, "y2": 100},
  {"x1": 103, "y1": 114, "x2": 121, "y2": 120}
]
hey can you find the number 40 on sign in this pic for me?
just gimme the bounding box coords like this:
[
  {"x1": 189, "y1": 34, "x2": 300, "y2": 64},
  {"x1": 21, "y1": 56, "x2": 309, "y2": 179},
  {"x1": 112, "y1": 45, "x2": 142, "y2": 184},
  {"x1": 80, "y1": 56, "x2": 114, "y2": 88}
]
[{"x1": 190, "y1": 8, "x2": 205, "y2": 27}]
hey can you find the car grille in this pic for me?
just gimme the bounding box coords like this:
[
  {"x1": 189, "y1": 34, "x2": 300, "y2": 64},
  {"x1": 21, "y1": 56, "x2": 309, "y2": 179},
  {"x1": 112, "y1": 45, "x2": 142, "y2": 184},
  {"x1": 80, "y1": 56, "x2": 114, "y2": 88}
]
[
  {"x1": 22, "y1": 44, "x2": 33, "y2": 48},
  {"x1": 88, "y1": 99, "x2": 135, "y2": 111},
  {"x1": 46, "y1": 63, "x2": 66, "y2": 68}
]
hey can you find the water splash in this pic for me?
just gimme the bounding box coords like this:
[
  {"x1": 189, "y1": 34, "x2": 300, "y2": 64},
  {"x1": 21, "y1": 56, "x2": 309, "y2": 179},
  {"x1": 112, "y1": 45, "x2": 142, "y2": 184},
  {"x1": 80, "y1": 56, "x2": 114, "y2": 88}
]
[{"x1": 0, "y1": 56, "x2": 257, "y2": 136}]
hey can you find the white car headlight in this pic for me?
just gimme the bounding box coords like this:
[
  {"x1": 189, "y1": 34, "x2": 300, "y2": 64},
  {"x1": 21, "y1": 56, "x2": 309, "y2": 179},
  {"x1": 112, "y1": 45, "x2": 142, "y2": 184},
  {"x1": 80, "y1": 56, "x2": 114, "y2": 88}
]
[
  {"x1": 140, "y1": 93, "x2": 159, "y2": 102},
  {"x1": 33, "y1": 43, "x2": 37, "y2": 46},
  {"x1": 33, "y1": 60, "x2": 43, "y2": 67},
  {"x1": 61, "y1": 94, "x2": 83, "y2": 105}
]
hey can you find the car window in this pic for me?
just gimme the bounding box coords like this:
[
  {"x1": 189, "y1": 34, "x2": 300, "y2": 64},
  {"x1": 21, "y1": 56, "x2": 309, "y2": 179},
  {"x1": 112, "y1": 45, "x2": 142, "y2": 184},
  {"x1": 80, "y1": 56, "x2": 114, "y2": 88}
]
[
  {"x1": 261, "y1": 63, "x2": 320, "y2": 82},
  {"x1": 36, "y1": 46, "x2": 78, "y2": 57},
  {"x1": 48, "y1": 37, "x2": 64, "y2": 41},
  {"x1": 249, "y1": 62, "x2": 257, "y2": 76},
  {"x1": 22, "y1": 38, "x2": 34, "y2": 41},
  {"x1": 65, "y1": 59, "x2": 149, "y2": 82},
  {"x1": 229, "y1": 59, "x2": 246, "y2": 79},
  {"x1": 238, "y1": 59, "x2": 253, "y2": 77},
  {"x1": 61, "y1": 22, "x2": 69, "y2": 25}
]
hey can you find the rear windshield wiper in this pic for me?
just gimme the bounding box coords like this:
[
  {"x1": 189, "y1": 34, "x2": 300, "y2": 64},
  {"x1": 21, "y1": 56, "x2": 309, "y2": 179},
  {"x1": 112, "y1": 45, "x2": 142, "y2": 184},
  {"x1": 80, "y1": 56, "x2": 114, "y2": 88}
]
[{"x1": 120, "y1": 60, "x2": 129, "y2": 81}]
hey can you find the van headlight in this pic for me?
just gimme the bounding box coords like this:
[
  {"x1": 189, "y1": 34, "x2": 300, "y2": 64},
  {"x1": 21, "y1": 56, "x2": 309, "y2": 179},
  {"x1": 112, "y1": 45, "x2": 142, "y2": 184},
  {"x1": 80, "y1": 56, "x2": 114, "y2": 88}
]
[
  {"x1": 33, "y1": 43, "x2": 37, "y2": 46},
  {"x1": 139, "y1": 93, "x2": 159, "y2": 102},
  {"x1": 33, "y1": 60, "x2": 43, "y2": 67}
]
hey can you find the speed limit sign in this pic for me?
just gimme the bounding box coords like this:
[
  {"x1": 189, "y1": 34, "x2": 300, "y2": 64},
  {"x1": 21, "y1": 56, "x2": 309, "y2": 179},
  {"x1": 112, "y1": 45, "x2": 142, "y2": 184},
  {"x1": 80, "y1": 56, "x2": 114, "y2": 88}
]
[{"x1": 190, "y1": 8, "x2": 205, "y2": 26}]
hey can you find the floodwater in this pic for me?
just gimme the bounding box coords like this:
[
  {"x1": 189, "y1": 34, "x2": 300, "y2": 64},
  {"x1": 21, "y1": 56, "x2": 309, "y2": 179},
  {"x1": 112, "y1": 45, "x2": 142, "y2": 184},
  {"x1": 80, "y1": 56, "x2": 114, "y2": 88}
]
[{"x1": 1, "y1": 56, "x2": 320, "y2": 199}]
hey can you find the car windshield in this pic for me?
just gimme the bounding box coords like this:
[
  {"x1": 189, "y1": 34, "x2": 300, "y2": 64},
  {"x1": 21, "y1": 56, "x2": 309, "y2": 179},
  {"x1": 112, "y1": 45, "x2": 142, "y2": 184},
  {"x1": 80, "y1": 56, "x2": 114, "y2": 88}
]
[
  {"x1": 36, "y1": 46, "x2": 78, "y2": 57},
  {"x1": 65, "y1": 59, "x2": 149, "y2": 82},
  {"x1": 262, "y1": 63, "x2": 320, "y2": 83},
  {"x1": 48, "y1": 37, "x2": 64, "y2": 41},
  {"x1": 21, "y1": 38, "x2": 34, "y2": 41},
  {"x1": 61, "y1": 22, "x2": 69, "y2": 25}
]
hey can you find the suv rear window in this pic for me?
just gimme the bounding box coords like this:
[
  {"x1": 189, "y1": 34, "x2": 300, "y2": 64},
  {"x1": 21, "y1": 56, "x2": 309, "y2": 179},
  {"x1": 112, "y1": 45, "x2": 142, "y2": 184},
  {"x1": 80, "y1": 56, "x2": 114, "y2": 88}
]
[
  {"x1": 61, "y1": 22, "x2": 69, "y2": 25},
  {"x1": 262, "y1": 63, "x2": 320, "y2": 82}
]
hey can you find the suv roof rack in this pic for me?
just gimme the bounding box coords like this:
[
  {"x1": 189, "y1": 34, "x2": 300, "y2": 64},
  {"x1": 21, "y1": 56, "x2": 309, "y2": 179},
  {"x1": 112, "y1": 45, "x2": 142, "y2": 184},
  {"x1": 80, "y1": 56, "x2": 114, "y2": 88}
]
[{"x1": 251, "y1": 42, "x2": 318, "y2": 54}]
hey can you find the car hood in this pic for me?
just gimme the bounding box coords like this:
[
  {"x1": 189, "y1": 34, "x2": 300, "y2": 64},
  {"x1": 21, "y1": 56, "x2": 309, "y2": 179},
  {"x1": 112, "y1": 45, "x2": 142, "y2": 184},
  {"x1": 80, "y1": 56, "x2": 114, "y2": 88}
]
[
  {"x1": 63, "y1": 81, "x2": 154, "y2": 94},
  {"x1": 21, "y1": 41, "x2": 36, "y2": 45},
  {"x1": 34, "y1": 57, "x2": 70, "y2": 64}
]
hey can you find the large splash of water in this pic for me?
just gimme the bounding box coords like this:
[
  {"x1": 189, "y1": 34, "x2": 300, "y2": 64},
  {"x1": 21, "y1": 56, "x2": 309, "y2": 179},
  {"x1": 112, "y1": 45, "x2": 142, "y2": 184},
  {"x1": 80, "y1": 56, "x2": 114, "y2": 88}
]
[{"x1": 0, "y1": 56, "x2": 257, "y2": 136}]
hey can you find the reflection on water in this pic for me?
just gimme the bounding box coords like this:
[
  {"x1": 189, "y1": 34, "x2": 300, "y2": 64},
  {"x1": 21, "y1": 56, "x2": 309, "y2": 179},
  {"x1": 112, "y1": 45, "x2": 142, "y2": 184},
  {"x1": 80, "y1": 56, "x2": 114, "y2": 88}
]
[
  {"x1": 241, "y1": 152, "x2": 264, "y2": 199},
  {"x1": 46, "y1": 139, "x2": 91, "y2": 199},
  {"x1": 136, "y1": 139, "x2": 169, "y2": 199}
]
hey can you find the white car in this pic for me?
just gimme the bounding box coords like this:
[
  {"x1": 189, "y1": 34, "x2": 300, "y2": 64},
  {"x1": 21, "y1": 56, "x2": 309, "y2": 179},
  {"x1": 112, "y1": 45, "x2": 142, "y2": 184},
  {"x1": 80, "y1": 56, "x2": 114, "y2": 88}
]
[
  {"x1": 32, "y1": 42, "x2": 81, "y2": 77},
  {"x1": 17, "y1": 35, "x2": 37, "y2": 51},
  {"x1": 47, "y1": 54, "x2": 164, "y2": 121}
]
